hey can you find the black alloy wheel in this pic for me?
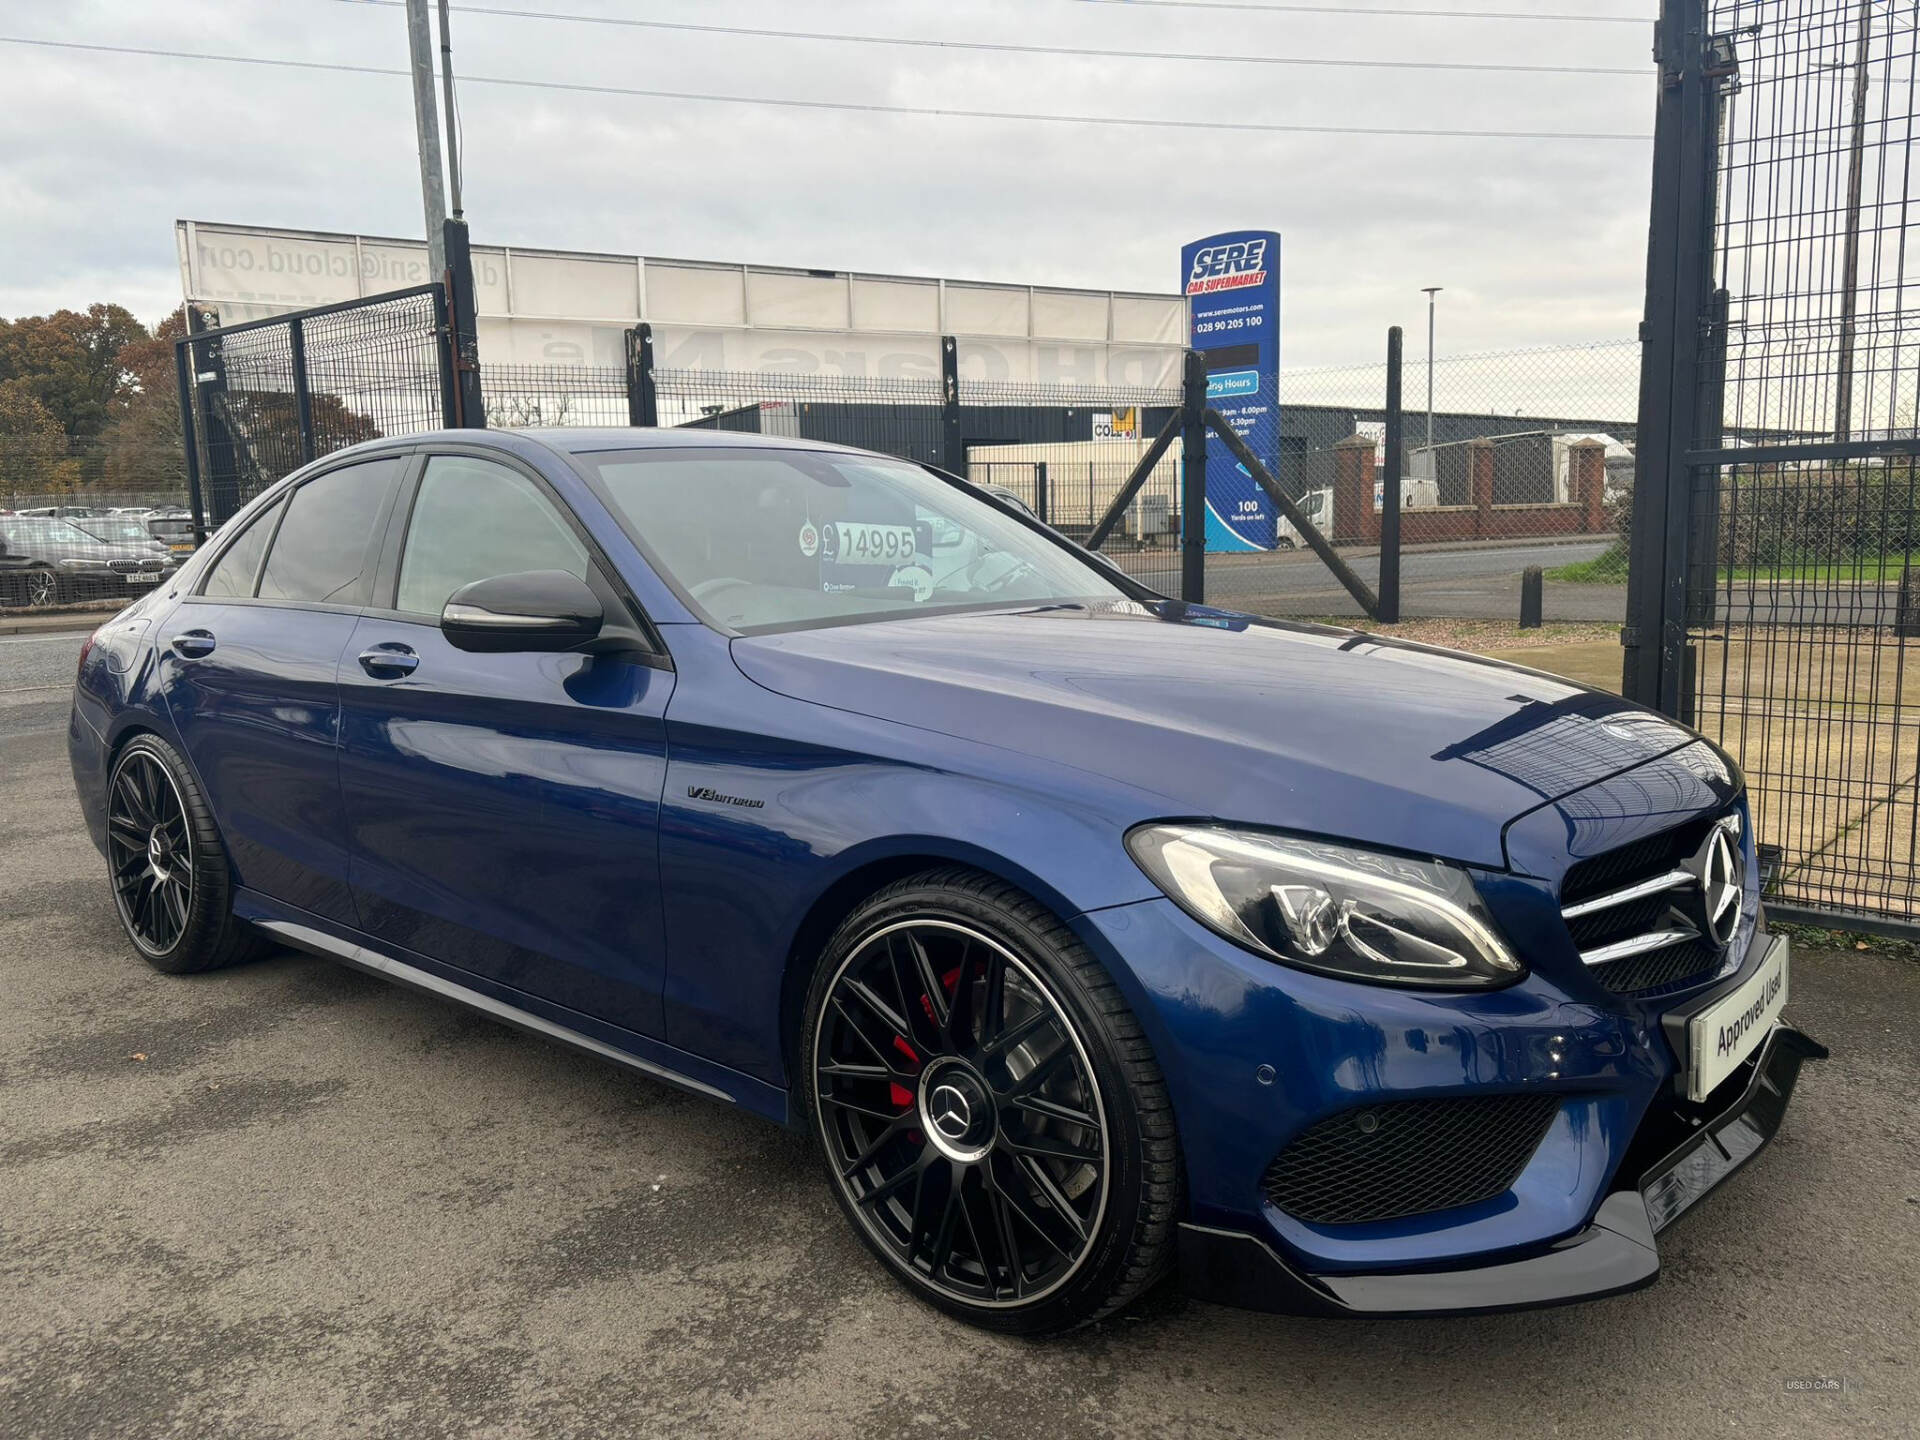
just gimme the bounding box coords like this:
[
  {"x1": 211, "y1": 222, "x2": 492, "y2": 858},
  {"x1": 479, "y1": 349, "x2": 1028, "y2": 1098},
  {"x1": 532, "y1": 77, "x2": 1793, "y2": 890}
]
[
  {"x1": 107, "y1": 747, "x2": 195, "y2": 957},
  {"x1": 805, "y1": 871, "x2": 1181, "y2": 1332},
  {"x1": 103, "y1": 734, "x2": 264, "y2": 975}
]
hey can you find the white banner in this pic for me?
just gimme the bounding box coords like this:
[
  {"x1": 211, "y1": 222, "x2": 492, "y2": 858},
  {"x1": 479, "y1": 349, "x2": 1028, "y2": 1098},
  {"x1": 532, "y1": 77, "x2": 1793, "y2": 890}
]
[{"x1": 178, "y1": 221, "x2": 1186, "y2": 387}]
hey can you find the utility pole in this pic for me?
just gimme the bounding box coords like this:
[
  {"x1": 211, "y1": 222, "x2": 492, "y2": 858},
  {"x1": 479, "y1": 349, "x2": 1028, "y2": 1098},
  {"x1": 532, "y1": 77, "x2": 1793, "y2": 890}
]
[
  {"x1": 438, "y1": 0, "x2": 464, "y2": 221},
  {"x1": 1421, "y1": 286, "x2": 1442, "y2": 466},
  {"x1": 405, "y1": 0, "x2": 448, "y2": 279},
  {"x1": 1834, "y1": 0, "x2": 1874, "y2": 445}
]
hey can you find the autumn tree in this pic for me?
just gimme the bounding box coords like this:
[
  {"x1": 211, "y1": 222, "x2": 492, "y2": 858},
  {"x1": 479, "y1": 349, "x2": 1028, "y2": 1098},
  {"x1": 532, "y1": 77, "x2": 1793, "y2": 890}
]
[
  {"x1": 0, "y1": 379, "x2": 79, "y2": 497},
  {"x1": 0, "y1": 303, "x2": 150, "y2": 438}
]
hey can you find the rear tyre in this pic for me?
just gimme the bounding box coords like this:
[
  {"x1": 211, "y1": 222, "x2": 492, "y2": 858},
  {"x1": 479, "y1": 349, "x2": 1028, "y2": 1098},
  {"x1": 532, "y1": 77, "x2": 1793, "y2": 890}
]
[
  {"x1": 801, "y1": 868, "x2": 1181, "y2": 1334},
  {"x1": 105, "y1": 733, "x2": 265, "y2": 975}
]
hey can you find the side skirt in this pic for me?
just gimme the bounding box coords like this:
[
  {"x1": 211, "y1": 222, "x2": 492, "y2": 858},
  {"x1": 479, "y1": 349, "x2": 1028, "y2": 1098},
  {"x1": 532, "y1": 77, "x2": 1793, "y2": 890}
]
[{"x1": 247, "y1": 907, "x2": 786, "y2": 1119}]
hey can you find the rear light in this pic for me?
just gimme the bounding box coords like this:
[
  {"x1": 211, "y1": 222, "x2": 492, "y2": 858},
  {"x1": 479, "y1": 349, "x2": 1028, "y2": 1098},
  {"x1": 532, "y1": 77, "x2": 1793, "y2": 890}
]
[{"x1": 77, "y1": 631, "x2": 98, "y2": 680}]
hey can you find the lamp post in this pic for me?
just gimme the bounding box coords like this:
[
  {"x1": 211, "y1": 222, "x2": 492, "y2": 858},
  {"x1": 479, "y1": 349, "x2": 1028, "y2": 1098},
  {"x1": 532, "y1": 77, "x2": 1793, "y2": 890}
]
[{"x1": 1421, "y1": 287, "x2": 1442, "y2": 467}]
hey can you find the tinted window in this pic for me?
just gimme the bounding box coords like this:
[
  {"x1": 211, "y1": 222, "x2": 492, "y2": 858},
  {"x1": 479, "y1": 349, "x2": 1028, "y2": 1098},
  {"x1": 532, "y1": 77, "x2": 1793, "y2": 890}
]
[
  {"x1": 200, "y1": 500, "x2": 282, "y2": 598},
  {"x1": 257, "y1": 458, "x2": 401, "y2": 605},
  {"x1": 583, "y1": 448, "x2": 1125, "y2": 633},
  {"x1": 395, "y1": 456, "x2": 590, "y2": 616}
]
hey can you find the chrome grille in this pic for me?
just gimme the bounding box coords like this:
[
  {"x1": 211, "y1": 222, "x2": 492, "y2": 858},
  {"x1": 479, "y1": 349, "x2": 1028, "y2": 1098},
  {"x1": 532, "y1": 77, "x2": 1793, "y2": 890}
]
[
  {"x1": 1559, "y1": 811, "x2": 1741, "y2": 995},
  {"x1": 108, "y1": 557, "x2": 163, "y2": 574}
]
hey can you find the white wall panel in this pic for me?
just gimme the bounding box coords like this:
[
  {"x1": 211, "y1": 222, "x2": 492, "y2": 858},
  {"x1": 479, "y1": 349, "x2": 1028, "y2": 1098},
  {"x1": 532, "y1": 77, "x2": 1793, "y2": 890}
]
[
  {"x1": 179, "y1": 223, "x2": 1186, "y2": 388},
  {"x1": 744, "y1": 270, "x2": 850, "y2": 330},
  {"x1": 1031, "y1": 290, "x2": 1108, "y2": 342}
]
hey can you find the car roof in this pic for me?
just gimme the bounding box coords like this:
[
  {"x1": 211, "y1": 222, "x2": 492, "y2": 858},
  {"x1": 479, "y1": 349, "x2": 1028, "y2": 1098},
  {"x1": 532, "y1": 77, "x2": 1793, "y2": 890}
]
[
  {"x1": 520, "y1": 427, "x2": 878, "y2": 459},
  {"x1": 333, "y1": 427, "x2": 882, "y2": 462}
]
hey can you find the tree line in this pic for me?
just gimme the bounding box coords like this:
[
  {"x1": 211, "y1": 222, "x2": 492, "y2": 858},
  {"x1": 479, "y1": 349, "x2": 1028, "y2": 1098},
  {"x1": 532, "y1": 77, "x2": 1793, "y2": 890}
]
[{"x1": 0, "y1": 303, "x2": 188, "y2": 499}]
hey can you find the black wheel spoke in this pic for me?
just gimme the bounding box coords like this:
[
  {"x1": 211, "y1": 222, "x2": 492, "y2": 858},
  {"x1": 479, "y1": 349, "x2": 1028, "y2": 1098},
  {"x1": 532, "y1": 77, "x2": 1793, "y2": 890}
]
[
  {"x1": 1003, "y1": 1038, "x2": 1075, "y2": 1099},
  {"x1": 830, "y1": 997, "x2": 913, "y2": 1077},
  {"x1": 955, "y1": 1167, "x2": 1011, "y2": 1298},
  {"x1": 986, "y1": 1186, "x2": 1027, "y2": 1298},
  {"x1": 816, "y1": 919, "x2": 1107, "y2": 1309},
  {"x1": 980, "y1": 1004, "x2": 1048, "y2": 1062},
  {"x1": 884, "y1": 931, "x2": 947, "y2": 1051},
  {"x1": 1016, "y1": 1154, "x2": 1091, "y2": 1243},
  {"x1": 1002, "y1": 1130, "x2": 1102, "y2": 1165},
  {"x1": 820, "y1": 1090, "x2": 908, "y2": 1123},
  {"x1": 984, "y1": 1160, "x2": 1076, "y2": 1261},
  {"x1": 817, "y1": 1062, "x2": 891, "y2": 1081},
  {"x1": 843, "y1": 977, "x2": 913, "y2": 1045},
  {"x1": 840, "y1": 1116, "x2": 913, "y2": 1182},
  {"x1": 944, "y1": 939, "x2": 989, "y2": 1052},
  {"x1": 853, "y1": 1156, "x2": 924, "y2": 1211},
  {"x1": 924, "y1": 1168, "x2": 964, "y2": 1278},
  {"x1": 1008, "y1": 1093, "x2": 1100, "y2": 1130}
]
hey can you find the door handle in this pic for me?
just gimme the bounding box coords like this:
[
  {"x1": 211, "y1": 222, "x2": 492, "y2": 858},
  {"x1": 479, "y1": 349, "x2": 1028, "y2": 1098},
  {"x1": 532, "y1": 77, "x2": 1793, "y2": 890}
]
[
  {"x1": 357, "y1": 643, "x2": 419, "y2": 679},
  {"x1": 170, "y1": 629, "x2": 216, "y2": 659}
]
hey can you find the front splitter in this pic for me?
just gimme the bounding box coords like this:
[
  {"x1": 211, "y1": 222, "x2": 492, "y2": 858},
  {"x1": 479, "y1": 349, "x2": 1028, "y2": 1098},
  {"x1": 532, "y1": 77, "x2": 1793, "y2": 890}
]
[{"x1": 1179, "y1": 1024, "x2": 1827, "y2": 1318}]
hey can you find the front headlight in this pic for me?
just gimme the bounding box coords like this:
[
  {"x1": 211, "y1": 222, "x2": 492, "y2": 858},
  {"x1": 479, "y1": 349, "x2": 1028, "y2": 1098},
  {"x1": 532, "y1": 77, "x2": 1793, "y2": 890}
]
[{"x1": 1125, "y1": 824, "x2": 1524, "y2": 989}]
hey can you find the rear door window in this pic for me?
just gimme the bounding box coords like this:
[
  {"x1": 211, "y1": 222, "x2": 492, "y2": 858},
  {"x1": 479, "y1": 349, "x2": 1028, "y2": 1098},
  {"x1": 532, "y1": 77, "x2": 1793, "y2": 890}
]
[
  {"x1": 257, "y1": 457, "x2": 405, "y2": 606},
  {"x1": 199, "y1": 500, "x2": 283, "y2": 599}
]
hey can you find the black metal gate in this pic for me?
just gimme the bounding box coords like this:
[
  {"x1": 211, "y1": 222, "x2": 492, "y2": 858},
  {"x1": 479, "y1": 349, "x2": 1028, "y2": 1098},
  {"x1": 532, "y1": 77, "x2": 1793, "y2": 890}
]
[
  {"x1": 1628, "y1": 0, "x2": 1920, "y2": 933},
  {"x1": 175, "y1": 283, "x2": 469, "y2": 537}
]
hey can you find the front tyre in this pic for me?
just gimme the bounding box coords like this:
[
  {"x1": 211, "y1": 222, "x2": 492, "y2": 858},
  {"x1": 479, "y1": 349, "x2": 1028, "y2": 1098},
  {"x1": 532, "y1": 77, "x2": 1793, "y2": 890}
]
[
  {"x1": 801, "y1": 869, "x2": 1181, "y2": 1334},
  {"x1": 105, "y1": 734, "x2": 264, "y2": 975}
]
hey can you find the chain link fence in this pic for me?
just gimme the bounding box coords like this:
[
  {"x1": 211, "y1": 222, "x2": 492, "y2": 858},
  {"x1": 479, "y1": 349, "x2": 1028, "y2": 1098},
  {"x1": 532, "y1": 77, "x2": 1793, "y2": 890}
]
[{"x1": 1195, "y1": 340, "x2": 1644, "y2": 624}]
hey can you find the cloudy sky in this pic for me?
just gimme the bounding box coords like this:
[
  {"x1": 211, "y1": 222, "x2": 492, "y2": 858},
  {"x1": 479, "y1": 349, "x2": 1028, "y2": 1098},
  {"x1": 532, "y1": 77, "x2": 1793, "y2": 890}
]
[{"x1": 0, "y1": 0, "x2": 1658, "y2": 365}]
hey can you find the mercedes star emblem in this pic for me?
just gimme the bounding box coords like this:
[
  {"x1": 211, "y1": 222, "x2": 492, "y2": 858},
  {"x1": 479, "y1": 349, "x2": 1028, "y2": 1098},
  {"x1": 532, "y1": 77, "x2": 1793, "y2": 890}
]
[
  {"x1": 1699, "y1": 820, "x2": 1742, "y2": 948},
  {"x1": 928, "y1": 1083, "x2": 972, "y2": 1139}
]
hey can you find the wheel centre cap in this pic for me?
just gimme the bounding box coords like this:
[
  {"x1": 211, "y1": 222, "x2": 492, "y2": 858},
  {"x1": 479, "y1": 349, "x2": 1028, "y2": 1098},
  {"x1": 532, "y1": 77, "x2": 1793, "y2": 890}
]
[
  {"x1": 919, "y1": 1062, "x2": 995, "y2": 1163},
  {"x1": 148, "y1": 828, "x2": 172, "y2": 878}
]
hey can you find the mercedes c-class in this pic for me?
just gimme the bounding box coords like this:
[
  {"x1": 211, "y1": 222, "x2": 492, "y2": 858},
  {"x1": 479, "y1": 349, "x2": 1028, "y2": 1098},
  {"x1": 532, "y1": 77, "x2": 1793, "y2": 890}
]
[{"x1": 68, "y1": 429, "x2": 1822, "y2": 1333}]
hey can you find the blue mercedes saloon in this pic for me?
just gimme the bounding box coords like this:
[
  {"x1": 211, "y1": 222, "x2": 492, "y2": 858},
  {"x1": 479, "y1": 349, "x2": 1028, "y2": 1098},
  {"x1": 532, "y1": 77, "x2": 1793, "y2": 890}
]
[{"x1": 69, "y1": 429, "x2": 1822, "y2": 1333}]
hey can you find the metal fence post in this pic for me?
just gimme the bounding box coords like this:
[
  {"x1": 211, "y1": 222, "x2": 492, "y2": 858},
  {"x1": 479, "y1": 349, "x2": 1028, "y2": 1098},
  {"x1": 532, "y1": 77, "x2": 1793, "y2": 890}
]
[
  {"x1": 1380, "y1": 326, "x2": 1404, "y2": 623},
  {"x1": 1623, "y1": 0, "x2": 1718, "y2": 713},
  {"x1": 288, "y1": 317, "x2": 316, "y2": 464},
  {"x1": 1181, "y1": 349, "x2": 1207, "y2": 604},
  {"x1": 186, "y1": 304, "x2": 242, "y2": 531},
  {"x1": 1034, "y1": 460, "x2": 1049, "y2": 524},
  {"x1": 173, "y1": 338, "x2": 208, "y2": 544},
  {"x1": 442, "y1": 217, "x2": 486, "y2": 427},
  {"x1": 940, "y1": 336, "x2": 962, "y2": 473},
  {"x1": 626, "y1": 323, "x2": 658, "y2": 427}
]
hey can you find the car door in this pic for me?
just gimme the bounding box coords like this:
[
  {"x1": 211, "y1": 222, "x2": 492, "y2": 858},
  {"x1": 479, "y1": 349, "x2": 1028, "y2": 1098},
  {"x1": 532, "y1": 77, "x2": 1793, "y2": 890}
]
[
  {"x1": 159, "y1": 453, "x2": 409, "y2": 925},
  {"x1": 337, "y1": 450, "x2": 675, "y2": 1038}
]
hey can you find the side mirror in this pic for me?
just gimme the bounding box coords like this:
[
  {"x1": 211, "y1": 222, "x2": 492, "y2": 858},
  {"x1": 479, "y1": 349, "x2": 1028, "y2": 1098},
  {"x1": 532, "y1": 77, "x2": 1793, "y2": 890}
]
[{"x1": 440, "y1": 570, "x2": 603, "y2": 654}]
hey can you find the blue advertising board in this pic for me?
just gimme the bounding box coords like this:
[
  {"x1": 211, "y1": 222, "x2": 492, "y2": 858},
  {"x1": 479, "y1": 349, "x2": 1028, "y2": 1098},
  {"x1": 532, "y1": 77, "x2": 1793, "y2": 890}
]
[{"x1": 1181, "y1": 230, "x2": 1280, "y2": 551}]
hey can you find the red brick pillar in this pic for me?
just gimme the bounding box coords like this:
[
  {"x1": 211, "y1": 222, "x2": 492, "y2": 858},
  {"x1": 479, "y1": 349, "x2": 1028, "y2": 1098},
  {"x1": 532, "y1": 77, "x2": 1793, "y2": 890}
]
[
  {"x1": 1568, "y1": 439, "x2": 1607, "y2": 533},
  {"x1": 1469, "y1": 438, "x2": 1495, "y2": 539},
  {"x1": 1332, "y1": 434, "x2": 1376, "y2": 544}
]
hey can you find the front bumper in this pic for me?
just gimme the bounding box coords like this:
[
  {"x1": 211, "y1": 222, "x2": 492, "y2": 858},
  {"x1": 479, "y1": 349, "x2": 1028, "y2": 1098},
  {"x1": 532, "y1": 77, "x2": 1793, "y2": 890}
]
[{"x1": 1177, "y1": 1023, "x2": 1826, "y2": 1316}]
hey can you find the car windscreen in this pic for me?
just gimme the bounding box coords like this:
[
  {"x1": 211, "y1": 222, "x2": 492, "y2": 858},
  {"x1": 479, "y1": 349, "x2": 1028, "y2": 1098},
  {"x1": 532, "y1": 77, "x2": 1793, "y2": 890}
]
[
  {"x1": 2, "y1": 518, "x2": 97, "y2": 549},
  {"x1": 581, "y1": 447, "x2": 1127, "y2": 633},
  {"x1": 74, "y1": 519, "x2": 149, "y2": 544}
]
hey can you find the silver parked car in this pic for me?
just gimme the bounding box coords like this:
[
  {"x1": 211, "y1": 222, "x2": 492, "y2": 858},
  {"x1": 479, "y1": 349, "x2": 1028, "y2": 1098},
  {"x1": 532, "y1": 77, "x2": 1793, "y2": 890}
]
[{"x1": 0, "y1": 516, "x2": 178, "y2": 607}]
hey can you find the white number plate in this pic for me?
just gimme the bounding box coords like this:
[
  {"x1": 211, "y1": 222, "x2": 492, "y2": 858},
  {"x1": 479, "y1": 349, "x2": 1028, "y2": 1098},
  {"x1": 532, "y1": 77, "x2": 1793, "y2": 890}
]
[
  {"x1": 833, "y1": 522, "x2": 917, "y2": 564},
  {"x1": 1686, "y1": 934, "x2": 1789, "y2": 1102},
  {"x1": 124, "y1": 572, "x2": 160, "y2": 585}
]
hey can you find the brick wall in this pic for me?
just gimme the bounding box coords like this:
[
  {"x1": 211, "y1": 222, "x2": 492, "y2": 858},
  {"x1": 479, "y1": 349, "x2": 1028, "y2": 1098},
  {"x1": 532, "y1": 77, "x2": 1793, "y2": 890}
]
[{"x1": 1326, "y1": 434, "x2": 1612, "y2": 544}]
